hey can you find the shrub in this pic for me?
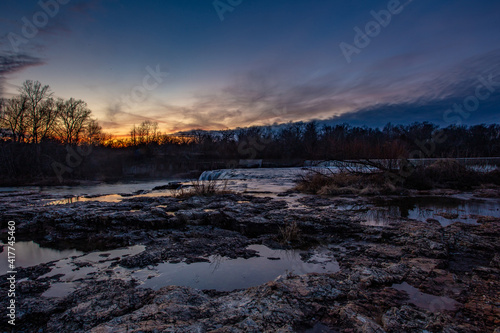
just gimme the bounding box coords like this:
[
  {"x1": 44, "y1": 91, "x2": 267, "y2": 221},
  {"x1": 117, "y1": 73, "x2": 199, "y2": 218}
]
[
  {"x1": 173, "y1": 179, "x2": 232, "y2": 198},
  {"x1": 297, "y1": 160, "x2": 498, "y2": 195},
  {"x1": 404, "y1": 160, "x2": 478, "y2": 190},
  {"x1": 278, "y1": 221, "x2": 300, "y2": 244},
  {"x1": 296, "y1": 170, "x2": 397, "y2": 196}
]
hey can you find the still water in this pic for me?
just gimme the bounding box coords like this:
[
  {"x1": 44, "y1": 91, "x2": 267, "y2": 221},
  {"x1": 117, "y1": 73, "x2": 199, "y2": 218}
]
[
  {"x1": 363, "y1": 197, "x2": 500, "y2": 226},
  {"x1": 392, "y1": 282, "x2": 460, "y2": 311},
  {"x1": 136, "y1": 245, "x2": 340, "y2": 291},
  {"x1": 0, "y1": 241, "x2": 83, "y2": 273},
  {"x1": 6, "y1": 242, "x2": 339, "y2": 297}
]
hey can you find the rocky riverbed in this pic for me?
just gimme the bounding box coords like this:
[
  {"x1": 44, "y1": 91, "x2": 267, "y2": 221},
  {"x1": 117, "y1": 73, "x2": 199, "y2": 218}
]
[{"x1": 0, "y1": 188, "x2": 499, "y2": 332}]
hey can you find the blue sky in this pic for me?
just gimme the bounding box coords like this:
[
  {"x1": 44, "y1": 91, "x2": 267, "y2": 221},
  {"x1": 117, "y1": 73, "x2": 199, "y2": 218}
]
[{"x1": 1, "y1": 0, "x2": 499, "y2": 134}]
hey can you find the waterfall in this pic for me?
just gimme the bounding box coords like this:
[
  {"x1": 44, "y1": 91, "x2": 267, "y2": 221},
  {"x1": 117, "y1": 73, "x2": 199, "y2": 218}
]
[{"x1": 198, "y1": 170, "x2": 230, "y2": 181}]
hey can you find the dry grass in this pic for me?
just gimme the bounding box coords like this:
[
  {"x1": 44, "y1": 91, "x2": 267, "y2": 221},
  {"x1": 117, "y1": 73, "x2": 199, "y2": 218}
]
[
  {"x1": 297, "y1": 160, "x2": 499, "y2": 195},
  {"x1": 278, "y1": 221, "x2": 300, "y2": 244},
  {"x1": 172, "y1": 179, "x2": 232, "y2": 198},
  {"x1": 405, "y1": 160, "x2": 479, "y2": 189},
  {"x1": 296, "y1": 170, "x2": 397, "y2": 196}
]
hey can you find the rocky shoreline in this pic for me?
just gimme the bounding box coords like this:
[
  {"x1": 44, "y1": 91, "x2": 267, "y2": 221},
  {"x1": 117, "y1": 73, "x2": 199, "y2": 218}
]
[{"x1": 1, "y1": 189, "x2": 499, "y2": 332}]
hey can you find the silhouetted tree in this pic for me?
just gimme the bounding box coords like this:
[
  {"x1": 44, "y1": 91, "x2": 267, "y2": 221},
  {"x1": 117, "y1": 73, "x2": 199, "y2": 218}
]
[
  {"x1": 20, "y1": 80, "x2": 56, "y2": 143},
  {"x1": 56, "y1": 98, "x2": 92, "y2": 144},
  {"x1": 0, "y1": 96, "x2": 29, "y2": 142}
]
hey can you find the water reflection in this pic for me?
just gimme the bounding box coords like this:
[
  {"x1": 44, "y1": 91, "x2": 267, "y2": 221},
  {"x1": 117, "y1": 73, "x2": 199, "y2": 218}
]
[
  {"x1": 392, "y1": 282, "x2": 460, "y2": 311},
  {"x1": 39, "y1": 245, "x2": 146, "y2": 282},
  {"x1": 358, "y1": 197, "x2": 500, "y2": 227},
  {"x1": 42, "y1": 282, "x2": 78, "y2": 298},
  {"x1": 36, "y1": 244, "x2": 338, "y2": 297},
  {"x1": 0, "y1": 241, "x2": 83, "y2": 273},
  {"x1": 45, "y1": 195, "x2": 124, "y2": 205},
  {"x1": 136, "y1": 245, "x2": 340, "y2": 291}
]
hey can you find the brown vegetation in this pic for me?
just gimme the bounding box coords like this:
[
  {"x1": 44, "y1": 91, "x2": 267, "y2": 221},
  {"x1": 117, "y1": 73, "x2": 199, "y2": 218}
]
[
  {"x1": 0, "y1": 80, "x2": 107, "y2": 144},
  {"x1": 296, "y1": 170, "x2": 398, "y2": 195},
  {"x1": 297, "y1": 160, "x2": 500, "y2": 195},
  {"x1": 173, "y1": 179, "x2": 232, "y2": 198},
  {"x1": 1, "y1": 82, "x2": 500, "y2": 185},
  {"x1": 278, "y1": 221, "x2": 300, "y2": 244}
]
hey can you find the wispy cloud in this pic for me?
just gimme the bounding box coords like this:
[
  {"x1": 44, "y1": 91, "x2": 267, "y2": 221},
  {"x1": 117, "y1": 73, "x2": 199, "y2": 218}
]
[
  {"x1": 0, "y1": 52, "x2": 44, "y2": 95},
  {"x1": 100, "y1": 46, "x2": 500, "y2": 135}
]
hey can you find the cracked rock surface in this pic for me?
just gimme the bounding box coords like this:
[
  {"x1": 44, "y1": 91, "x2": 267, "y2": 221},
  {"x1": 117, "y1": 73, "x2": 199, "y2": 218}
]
[{"x1": 0, "y1": 190, "x2": 499, "y2": 332}]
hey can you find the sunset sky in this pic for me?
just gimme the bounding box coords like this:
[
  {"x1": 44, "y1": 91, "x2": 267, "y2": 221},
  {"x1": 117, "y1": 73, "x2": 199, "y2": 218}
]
[{"x1": 1, "y1": 0, "x2": 499, "y2": 135}]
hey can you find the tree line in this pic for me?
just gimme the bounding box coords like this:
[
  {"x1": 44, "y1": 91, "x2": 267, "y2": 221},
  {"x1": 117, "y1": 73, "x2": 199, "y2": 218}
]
[
  {"x1": 0, "y1": 80, "x2": 499, "y2": 185},
  {"x1": 116, "y1": 120, "x2": 500, "y2": 160},
  {"x1": 2, "y1": 80, "x2": 498, "y2": 160},
  {"x1": 0, "y1": 80, "x2": 106, "y2": 144}
]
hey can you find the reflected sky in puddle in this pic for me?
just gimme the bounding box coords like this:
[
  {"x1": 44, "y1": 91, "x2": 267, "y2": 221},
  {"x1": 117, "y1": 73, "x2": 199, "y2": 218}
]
[
  {"x1": 5, "y1": 180, "x2": 185, "y2": 197},
  {"x1": 0, "y1": 241, "x2": 83, "y2": 273},
  {"x1": 34, "y1": 243, "x2": 338, "y2": 298},
  {"x1": 45, "y1": 194, "x2": 124, "y2": 205},
  {"x1": 39, "y1": 245, "x2": 146, "y2": 297},
  {"x1": 136, "y1": 245, "x2": 340, "y2": 291},
  {"x1": 42, "y1": 282, "x2": 79, "y2": 298},
  {"x1": 44, "y1": 191, "x2": 177, "y2": 205},
  {"x1": 356, "y1": 197, "x2": 500, "y2": 227},
  {"x1": 302, "y1": 322, "x2": 338, "y2": 333},
  {"x1": 39, "y1": 245, "x2": 146, "y2": 281},
  {"x1": 392, "y1": 282, "x2": 460, "y2": 311}
]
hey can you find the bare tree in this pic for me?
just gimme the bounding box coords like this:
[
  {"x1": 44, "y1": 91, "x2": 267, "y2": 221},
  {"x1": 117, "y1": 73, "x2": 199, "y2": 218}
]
[
  {"x1": 85, "y1": 118, "x2": 107, "y2": 145},
  {"x1": 130, "y1": 124, "x2": 137, "y2": 146},
  {"x1": 19, "y1": 80, "x2": 53, "y2": 143},
  {"x1": 56, "y1": 98, "x2": 91, "y2": 144},
  {"x1": 0, "y1": 96, "x2": 29, "y2": 142},
  {"x1": 38, "y1": 98, "x2": 59, "y2": 141},
  {"x1": 136, "y1": 120, "x2": 159, "y2": 145}
]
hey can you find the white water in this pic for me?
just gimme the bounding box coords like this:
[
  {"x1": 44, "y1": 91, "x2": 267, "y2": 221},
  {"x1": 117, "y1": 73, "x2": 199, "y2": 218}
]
[{"x1": 198, "y1": 167, "x2": 313, "y2": 196}]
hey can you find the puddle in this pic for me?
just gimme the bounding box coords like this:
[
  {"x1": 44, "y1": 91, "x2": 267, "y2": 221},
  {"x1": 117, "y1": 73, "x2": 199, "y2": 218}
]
[
  {"x1": 42, "y1": 282, "x2": 78, "y2": 298},
  {"x1": 392, "y1": 282, "x2": 460, "y2": 311},
  {"x1": 0, "y1": 241, "x2": 83, "y2": 273},
  {"x1": 302, "y1": 323, "x2": 338, "y2": 333},
  {"x1": 39, "y1": 245, "x2": 146, "y2": 298},
  {"x1": 45, "y1": 192, "x2": 176, "y2": 205},
  {"x1": 40, "y1": 245, "x2": 146, "y2": 280},
  {"x1": 135, "y1": 245, "x2": 339, "y2": 291},
  {"x1": 45, "y1": 194, "x2": 124, "y2": 205},
  {"x1": 5, "y1": 179, "x2": 186, "y2": 197},
  {"x1": 357, "y1": 197, "x2": 500, "y2": 227},
  {"x1": 35, "y1": 244, "x2": 337, "y2": 297},
  {"x1": 78, "y1": 245, "x2": 146, "y2": 263}
]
